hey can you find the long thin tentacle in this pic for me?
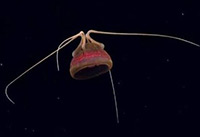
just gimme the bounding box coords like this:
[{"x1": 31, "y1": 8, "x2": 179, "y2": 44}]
[
  {"x1": 109, "y1": 70, "x2": 119, "y2": 123},
  {"x1": 86, "y1": 30, "x2": 200, "y2": 47},
  {"x1": 5, "y1": 31, "x2": 83, "y2": 104}
]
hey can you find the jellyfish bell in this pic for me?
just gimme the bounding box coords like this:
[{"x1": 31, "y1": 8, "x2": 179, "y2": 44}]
[{"x1": 70, "y1": 41, "x2": 113, "y2": 80}]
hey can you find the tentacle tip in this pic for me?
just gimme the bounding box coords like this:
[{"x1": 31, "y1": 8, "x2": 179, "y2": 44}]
[{"x1": 8, "y1": 100, "x2": 15, "y2": 104}]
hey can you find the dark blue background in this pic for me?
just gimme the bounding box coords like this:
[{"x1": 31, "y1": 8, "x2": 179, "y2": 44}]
[{"x1": 1, "y1": 0, "x2": 200, "y2": 136}]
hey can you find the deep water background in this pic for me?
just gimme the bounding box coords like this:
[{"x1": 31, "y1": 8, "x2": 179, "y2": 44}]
[{"x1": 1, "y1": 0, "x2": 200, "y2": 137}]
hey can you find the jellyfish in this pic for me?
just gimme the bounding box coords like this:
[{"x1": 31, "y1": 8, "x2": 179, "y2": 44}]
[{"x1": 5, "y1": 30, "x2": 200, "y2": 123}]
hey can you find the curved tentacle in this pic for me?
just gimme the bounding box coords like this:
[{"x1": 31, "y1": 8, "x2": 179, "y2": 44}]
[
  {"x1": 86, "y1": 30, "x2": 200, "y2": 48},
  {"x1": 5, "y1": 31, "x2": 83, "y2": 104}
]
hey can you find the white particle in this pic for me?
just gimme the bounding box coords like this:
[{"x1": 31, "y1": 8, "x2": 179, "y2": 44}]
[
  {"x1": 165, "y1": 20, "x2": 169, "y2": 24},
  {"x1": 6, "y1": 109, "x2": 10, "y2": 113},
  {"x1": 181, "y1": 12, "x2": 184, "y2": 16},
  {"x1": 57, "y1": 96, "x2": 60, "y2": 100},
  {"x1": 181, "y1": 85, "x2": 186, "y2": 89},
  {"x1": 0, "y1": 63, "x2": 3, "y2": 66},
  {"x1": 146, "y1": 76, "x2": 151, "y2": 80},
  {"x1": 166, "y1": 58, "x2": 170, "y2": 62}
]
